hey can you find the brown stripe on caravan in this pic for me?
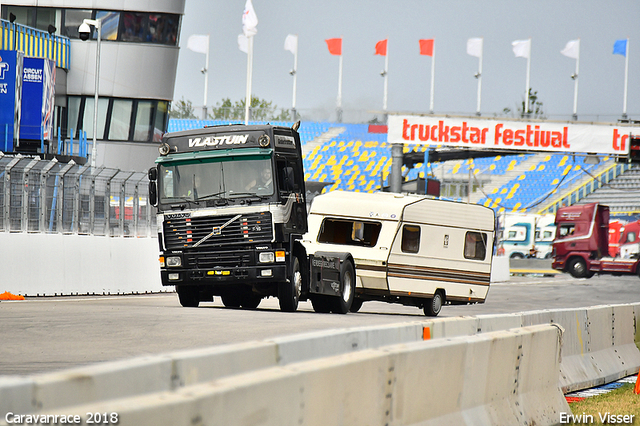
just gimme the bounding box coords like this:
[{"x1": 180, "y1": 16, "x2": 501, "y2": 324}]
[
  {"x1": 354, "y1": 264, "x2": 388, "y2": 273},
  {"x1": 387, "y1": 263, "x2": 490, "y2": 286}
]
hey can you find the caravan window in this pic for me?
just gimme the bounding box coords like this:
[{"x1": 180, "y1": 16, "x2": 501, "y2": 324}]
[
  {"x1": 318, "y1": 219, "x2": 382, "y2": 247},
  {"x1": 401, "y1": 225, "x2": 421, "y2": 253},
  {"x1": 464, "y1": 231, "x2": 487, "y2": 260}
]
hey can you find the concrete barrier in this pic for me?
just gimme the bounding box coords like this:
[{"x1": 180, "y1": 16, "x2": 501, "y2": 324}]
[
  {"x1": 0, "y1": 305, "x2": 637, "y2": 424},
  {"x1": 5, "y1": 325, "x2": 566, "y2": 426},
  {"x1": 0, "y1": 234, "x2": 163, "y2": 296}
]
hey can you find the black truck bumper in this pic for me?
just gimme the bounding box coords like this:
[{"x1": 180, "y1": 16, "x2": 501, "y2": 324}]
[{"x1": 161, "y1": 264, "x2": 287, "y2": 286}]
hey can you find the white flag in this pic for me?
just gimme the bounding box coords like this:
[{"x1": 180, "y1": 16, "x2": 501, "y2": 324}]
[
  {"x1": 284, "y1": 34, "x2": 298, "y2": 54},
  {"x1": 187, "y1": 34, "x2": 209, "y2": 54},
  {"x1": 467, "y1": 37, "x2": 483, "y2": 58},
  {"x1": 561, "y1": 39, "x2": 580, "y2": 59},
  {"x1": 512, "y1": 39, "x2": 531, "y2": 58},
  {"x1": 242, "y1": 0, "x2": 258, "y2": 37},
  {"x1": 238, "y1": 34, "x2": 248, "y2": 53}
]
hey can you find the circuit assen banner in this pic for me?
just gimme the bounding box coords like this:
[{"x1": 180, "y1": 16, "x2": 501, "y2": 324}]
[
  {"x1": 388, "y1": 115, "x2": 640, "y2": 155},
  {"x1": 0, "y1": 50, "x2": 24, "y2": 151}
]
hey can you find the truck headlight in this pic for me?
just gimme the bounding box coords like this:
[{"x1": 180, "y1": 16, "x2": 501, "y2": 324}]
[
  {"x1": 259, "y1": 252, "x2": 275, "y2": 263},
  {"x1": 166, "y1": 256, "x2": 182, "y2": 267}
]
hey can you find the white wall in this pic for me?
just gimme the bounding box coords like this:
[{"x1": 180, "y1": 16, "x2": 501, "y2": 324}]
[{"x1": 0, "y1": 233, "x2": 165, "y2": 296}]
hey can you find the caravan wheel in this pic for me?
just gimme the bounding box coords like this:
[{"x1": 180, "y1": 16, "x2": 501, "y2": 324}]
[{"x1": 424, "y1": 291, "x2": 443, "y2": 317}]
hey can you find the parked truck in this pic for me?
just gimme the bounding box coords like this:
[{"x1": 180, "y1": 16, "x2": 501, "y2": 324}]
[
  {"x1": 499, "y1": 213, "x2": 556, "y2": 259},
  {"x1": 552, "y1": 203, "x2": 640, "y2": 278},
  {"x1": 148, "y1": 122, "x2": 496, "y2": 316}
]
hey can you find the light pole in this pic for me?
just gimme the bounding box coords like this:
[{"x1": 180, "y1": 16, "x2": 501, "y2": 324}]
[{"x1": 79, "y1": 18, "x2": 102, "y2": 168}]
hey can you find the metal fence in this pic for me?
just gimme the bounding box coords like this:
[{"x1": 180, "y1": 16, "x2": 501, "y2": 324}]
[{"x1": 0, "y1": 154, "x2": 155, "y2": 236}]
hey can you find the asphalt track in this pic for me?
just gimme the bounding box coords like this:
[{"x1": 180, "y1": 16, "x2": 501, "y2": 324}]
[{"x1": 1, "y1": 273, "x2": 639, "y2": 376}]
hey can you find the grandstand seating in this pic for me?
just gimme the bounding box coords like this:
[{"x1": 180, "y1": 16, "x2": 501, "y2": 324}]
[{"x1": 167, "y1": 119, "x2": 639, "y2": 215}]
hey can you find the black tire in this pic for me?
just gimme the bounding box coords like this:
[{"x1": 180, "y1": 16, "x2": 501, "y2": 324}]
[
  {"x1": 177, "y1": 286, "x2": 200, "y2": 308},
  {"x1": 279, "y1": 255, "x2": 302, "y2": 312},
  {"x1": 510, "y1": 253, "x2": 524, "y2": 259},
  {"x1": 423, "y1": 291, "x2": 444, "y2": 316},
  {"x1": 221, "y1": 294, "x2": 242, "y2": 308},
  {"x1": 349, "y1": 297, "x2": 364, "y2": 313},
  {"x1": 568, "y1": 257, "x2": 588, "y2": 278},
  {"x1": 331, "y1": 261, "x2": 355, "y2": 314},
  {"x1": 311, "y1": 295, "x2": 332, "y2": 313},
  {"x1": 241, "y1": 294, "x2": 262, "y2": 309}
]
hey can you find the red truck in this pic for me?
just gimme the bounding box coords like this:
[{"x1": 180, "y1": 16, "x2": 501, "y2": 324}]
[{"x1": 552, "y1": 203, "x2": 640, "y2": 278}]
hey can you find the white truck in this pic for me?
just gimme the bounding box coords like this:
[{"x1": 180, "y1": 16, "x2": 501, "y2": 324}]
[
  {"x1": 301, "y1": 191, "x2": 496, "y2": 316},
  {"x1": 499, "y1": 213, "x2": 556, "y2": 259}
]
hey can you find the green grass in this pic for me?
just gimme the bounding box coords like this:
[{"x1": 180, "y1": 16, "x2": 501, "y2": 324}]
[{"x1": 567, "y1": 384, "x2": 640, "y2": 425}]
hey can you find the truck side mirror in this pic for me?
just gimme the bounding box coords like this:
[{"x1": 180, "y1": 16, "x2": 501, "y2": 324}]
[{"x1": 148, "y1": 167, "x2": 158, "y2": 206}]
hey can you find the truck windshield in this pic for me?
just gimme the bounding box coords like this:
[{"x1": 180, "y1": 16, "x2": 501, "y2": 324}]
[{"x1": 158, "y1": 157, "x2": 273, "y2": 204}]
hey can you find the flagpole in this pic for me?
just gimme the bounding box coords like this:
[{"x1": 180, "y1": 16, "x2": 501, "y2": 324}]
[
  {"x1": 476, "y1": 38, "x2": 483, "y2": 116},
  {"x1": 245, "y1": 35, "x2": 253, "y2": 124},
  {"x1": 623, "y1": 37, "x2": 629, "y2": 119},
  {"x1": 292, "y1": 39, "x2": 298, "y2": 120},
  {"x1": 202, "y1": 35, "x2": 210, "y2": 120},
  {"x1": 383, "y1": 41, "x2": 389, "y2": 112},
  {"x1": 522, "y1": 37, "x2": 531, "y2": 116},
  {"x1": 337, "y1": 49, "x2": 343, "y2": 123},
  {"x1": 429, "y1": 40, "x2": 435, "y2": 114},
  {"x1": 572, "y1": 39, "x2": 580, "y2": 120}
]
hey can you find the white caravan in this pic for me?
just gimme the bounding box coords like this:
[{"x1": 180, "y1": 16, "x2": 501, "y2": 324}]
[{"x1": 300, "y1": 191, "x2": 496, "y2": 316}]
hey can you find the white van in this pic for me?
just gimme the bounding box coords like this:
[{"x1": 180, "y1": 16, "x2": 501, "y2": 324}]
[{"x1": 300, "y1": 191, "x2": 495, "y2": 316}]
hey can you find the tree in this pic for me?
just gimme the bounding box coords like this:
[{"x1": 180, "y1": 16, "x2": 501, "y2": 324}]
[
  {"x1": 209, "y1": 96, "x2": 291, "y2": 121},
  {"x1": 503, "y1": 88, "x2": 545, "y2": 119},
  {"x1": 171, "y1": 97, "x2": 197, "y2": 119},
  {"x1": 520, "y1": 88, "x2": 545, "y2": 119}
]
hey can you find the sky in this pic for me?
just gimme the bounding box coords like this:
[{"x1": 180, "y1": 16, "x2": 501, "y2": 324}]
[{"x1": 173, "y1": 0, "x2": 640, "y2": 123}]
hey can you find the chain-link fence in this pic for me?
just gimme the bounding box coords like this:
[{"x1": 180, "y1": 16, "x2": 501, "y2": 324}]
[{"x1": 0, "y1": 155, "x2": 155, "y2": 236}]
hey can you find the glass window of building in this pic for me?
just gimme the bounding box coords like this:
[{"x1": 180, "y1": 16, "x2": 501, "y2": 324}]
[
  {"x1": 121, "y1": 12, "x2": 146, "y2": 42},
  {"x1": 82, "y1": 97, "x2": 109, "y2": 140},
  {"x1": 133, "y1": 101, "x2": 153, "y2": 141},
  {"x1": 95, "y1": 11, "x2": 120, "y2": 41},
  {"x1": 63, "y1": 9, "x2": 92, "y2": 38},
  {"x1": 153, "y1": 101, "x2": 169, "y2": 142},
  {"x1": 109, "y1": 99, "x2": 133, "y2": 140},
  {"x1": 67, "y1": 97, "x2": 82, "y2": 136}
]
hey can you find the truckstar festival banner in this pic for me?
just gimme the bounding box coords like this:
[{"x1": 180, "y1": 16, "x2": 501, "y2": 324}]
[{"x1": 388, "y1": 115, "x2": 640, "y2": 156}]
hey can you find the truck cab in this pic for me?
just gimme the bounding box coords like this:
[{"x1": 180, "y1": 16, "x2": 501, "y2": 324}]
[
  {"x1": 148, "y1": 124, "x2": 310, "y2": 310},
  {"x1": 552, "y1": 203, "x2": 640, "y2": 278}
]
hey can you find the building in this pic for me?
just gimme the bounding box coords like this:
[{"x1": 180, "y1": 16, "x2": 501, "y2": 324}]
[{"x1": 1, "y1": 0, "x2": 186, "y2": 171}]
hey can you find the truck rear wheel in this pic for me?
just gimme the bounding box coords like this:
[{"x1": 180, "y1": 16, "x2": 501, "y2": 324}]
[
  {"x1": 279, "y1": 255, "x2": 302, "y2": 312},
  {"x1": 331, "y1": 261, "x2": 355, "y2": 314},
  {"x1": 177, "y1": 286, "x2": 200, "y2": 308},
  {"x1": 568, "y1": 257, "x2": 588, "y2": 278},
  {"x1": 349, "y1": 297, "x2": 364, "y2": 313}
]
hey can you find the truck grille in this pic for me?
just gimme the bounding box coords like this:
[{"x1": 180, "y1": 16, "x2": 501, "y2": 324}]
[
  {"x1": 163, "y1": 212, "x2": 272, "y2": 250},
  {"x1": 185, "y1": 248, "x2": 253, "y2": 269}
]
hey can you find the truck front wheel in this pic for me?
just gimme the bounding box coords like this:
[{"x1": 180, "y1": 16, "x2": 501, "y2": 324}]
[
  {"x1": 279, "y1": 255, "x2": 302, "y2": 312},
  {"x1": 331, "y1": 261, "x2": 355, "y2": 314},
  {"x1": 568, "y1": 257, "x2": 589, "y2": 278},
  {"x1": 177, "y1": 286, "x2": 200, "y2": 308}
]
